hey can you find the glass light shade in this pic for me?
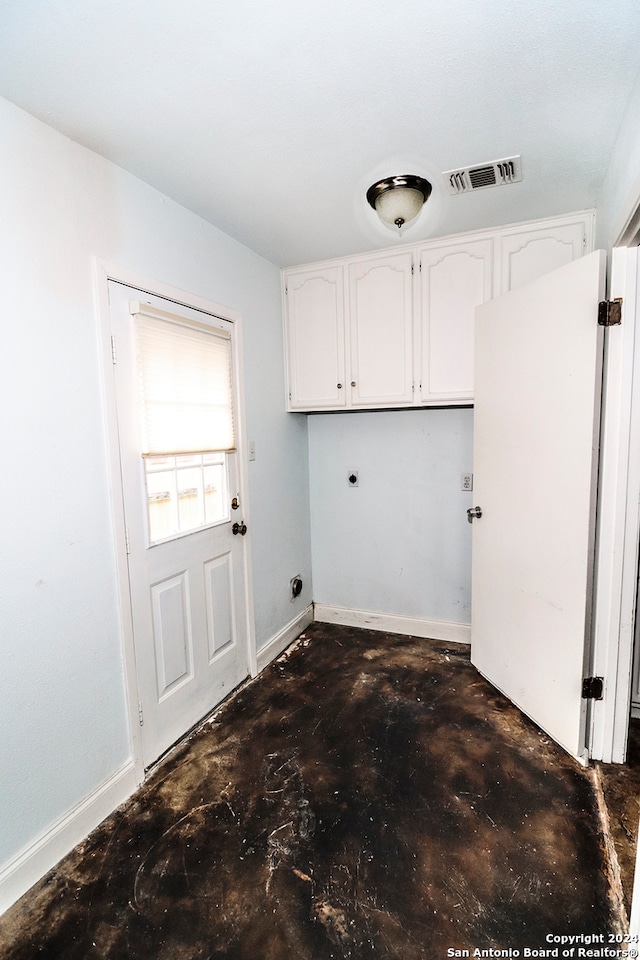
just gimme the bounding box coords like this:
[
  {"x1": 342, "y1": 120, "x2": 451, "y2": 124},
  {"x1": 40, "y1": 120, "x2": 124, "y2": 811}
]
[
  {"x1": 366, "y1": 175, "x2": 432, "y2": 231},
  {"x1": 374, "y1": 186, "x2": 425, "y2": 228}
]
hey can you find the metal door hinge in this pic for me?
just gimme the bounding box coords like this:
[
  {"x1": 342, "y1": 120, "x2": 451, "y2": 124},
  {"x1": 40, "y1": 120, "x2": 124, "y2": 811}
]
[
  {"x1": 598, "y1": 299, "x2": 622, "y2": 327},
  {"x1": 125, "y1": 528, "x2": 131, "y2": 555},
  {"x1": 111, "y1": 335, "x2": 117, "y2": 364},
  {"x1": 138, "y1": 702, "x2": 144, "y2": 725},
  {"x1": 582, "y1": 676, "x2": 604, "y2": 700}
]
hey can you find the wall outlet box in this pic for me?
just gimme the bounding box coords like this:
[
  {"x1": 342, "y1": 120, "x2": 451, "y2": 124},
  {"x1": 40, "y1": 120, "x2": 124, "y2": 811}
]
[{"x1": 461, "y1": 473, "x2": 473, "y2": 491}]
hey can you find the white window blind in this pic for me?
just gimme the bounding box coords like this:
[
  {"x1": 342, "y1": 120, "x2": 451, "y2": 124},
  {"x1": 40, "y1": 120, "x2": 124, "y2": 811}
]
[{"x1": 131, "y1": 302, "x2": 235, "y2": 456}]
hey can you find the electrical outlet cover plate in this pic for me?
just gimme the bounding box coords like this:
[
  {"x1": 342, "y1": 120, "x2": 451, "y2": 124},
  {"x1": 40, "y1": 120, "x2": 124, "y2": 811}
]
[{"x1": 461, "y1": 473, "x2": 473, "y2": 492}]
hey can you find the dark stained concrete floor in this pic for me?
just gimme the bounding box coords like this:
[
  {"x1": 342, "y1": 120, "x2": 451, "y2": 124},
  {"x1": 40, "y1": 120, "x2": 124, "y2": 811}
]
[{"x1": 0, "y1": 623, "x2": 628, "y2": 958}]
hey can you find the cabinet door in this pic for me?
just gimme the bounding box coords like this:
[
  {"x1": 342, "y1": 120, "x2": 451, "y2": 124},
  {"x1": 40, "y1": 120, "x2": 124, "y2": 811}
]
[
  {"x1": 285, "y1": 266, "x2": 346, "y2": 410},
  {"x1": 348, "y1": 253, "x2": 414, "y2": 407},
  {"x1": 419, "y1": 238, "x2": 493, "y2": 402},
  {"x1": 498, "y1": 221, "x2": 586, "y2": 294}
]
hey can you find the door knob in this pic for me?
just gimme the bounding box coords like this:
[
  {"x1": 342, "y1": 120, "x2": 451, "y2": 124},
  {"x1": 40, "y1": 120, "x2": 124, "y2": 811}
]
[
  {"x1": 467, "y1": 506, "x2": 482, "y2": 523},
  {"x1": 232, "y1": 521, "x2": 247, "y2": 536}
]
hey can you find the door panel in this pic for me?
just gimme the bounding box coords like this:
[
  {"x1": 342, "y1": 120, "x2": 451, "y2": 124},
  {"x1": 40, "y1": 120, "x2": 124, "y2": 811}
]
[
  {"x1": 285, "y1": 267, "x2": 346, "y2": 409},
  {"x1": 498, "y1": 221, "x2": 586, "y2": 294},
  {"x1": 108, "y1": 280, "x2": 250, "y2": 767},
  {"x1": 205, "y1": 552, "x2": 235, "y2": 659},
  {"x1": 348, "y1": 253, "x2": 413, "y2": 405},
  {"x1": 471, "y1": 250, "x2": 605, "y2": 761},
  {"x1": 151, "y1": 572, "x2": 193, "y2": 697},
  {"x1": 419, "y1": 238, "x2": 493, "y2": 401}
]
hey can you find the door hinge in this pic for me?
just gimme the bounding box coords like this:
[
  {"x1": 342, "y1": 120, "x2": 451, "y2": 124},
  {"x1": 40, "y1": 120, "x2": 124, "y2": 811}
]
[
  {"x1": 598, "y1": 299, "x2": 622, "y2": 327},
  {"x1": 110, "y1": 335, "x2": 117, "y2": 364},
  {"x1": 138, "y1": 702, "x2": 144, "y2": 725},
  {"x1": 125, "y1": 528, "x2": 131, "y2": 555},
  {"x1": 582, "y1": 676, "x2": 604, "y2": 700},
  {"x1": 411, "y1": 263, "x2": 414, "y2": 275}
]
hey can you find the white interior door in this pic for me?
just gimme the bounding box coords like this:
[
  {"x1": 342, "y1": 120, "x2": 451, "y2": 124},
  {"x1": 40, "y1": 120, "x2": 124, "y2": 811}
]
[
  {"x1": 471, "y1": 250, "x2": 606, "y2": 761},
  {"x1": 108, "y1": 280, "x2": 251, "y2": 767}
]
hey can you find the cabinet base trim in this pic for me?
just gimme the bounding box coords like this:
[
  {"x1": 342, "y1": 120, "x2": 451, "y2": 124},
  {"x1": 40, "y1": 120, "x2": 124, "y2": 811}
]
[{"x1": 313, "y1": 604, "x2": 471, "y2": 644}]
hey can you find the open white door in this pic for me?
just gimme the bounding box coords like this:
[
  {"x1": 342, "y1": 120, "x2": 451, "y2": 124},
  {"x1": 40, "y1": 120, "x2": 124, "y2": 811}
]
[{"x1": 470, "y1": 250, "x2": 606, "y2": 762}]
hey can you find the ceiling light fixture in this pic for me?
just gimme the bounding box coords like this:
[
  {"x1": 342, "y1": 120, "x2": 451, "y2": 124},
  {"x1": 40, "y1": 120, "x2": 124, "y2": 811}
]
[{"x1": 366, "y1": 174, "x2": 432, "y2": 231}]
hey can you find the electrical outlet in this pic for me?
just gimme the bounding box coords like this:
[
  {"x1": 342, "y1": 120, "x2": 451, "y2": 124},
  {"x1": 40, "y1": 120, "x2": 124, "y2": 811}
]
[{"x1": 461, "y1": 473, "x2": 473, "y2": 492}]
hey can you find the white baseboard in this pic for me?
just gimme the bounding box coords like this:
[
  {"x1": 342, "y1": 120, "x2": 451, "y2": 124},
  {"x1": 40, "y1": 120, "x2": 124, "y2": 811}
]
[
  {"x1": 313, "y1": 604, "x2": 471, "y2": 645},
  {"x1": 256, "y1": 603, "x2": 314, "y2": 673},
  {"x1": 0, "y1": 760, "x2": 139, "y2": 916}
]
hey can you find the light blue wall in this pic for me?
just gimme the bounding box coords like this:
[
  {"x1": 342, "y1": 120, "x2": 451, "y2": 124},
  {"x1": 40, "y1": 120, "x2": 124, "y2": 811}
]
[
  {"x1": 0, "y1": 96, "x2": 311, "y2": 869},
  {"x1": 597, "y1": 67, "x2": 640, "y2": 248},
  {"x1": 308, "y1": 408, "x2": 474, "y2": 625}
]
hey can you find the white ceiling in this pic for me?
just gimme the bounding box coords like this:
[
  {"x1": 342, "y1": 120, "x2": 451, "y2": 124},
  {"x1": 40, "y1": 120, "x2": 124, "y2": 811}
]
[{"x1": 1, "y1": 0, "x2": 639, "y2": 266}]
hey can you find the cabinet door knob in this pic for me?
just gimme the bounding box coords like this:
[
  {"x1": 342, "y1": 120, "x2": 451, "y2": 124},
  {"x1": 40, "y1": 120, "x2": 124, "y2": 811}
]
[
  {"x1": 337, "y1": 383, "x2": 342, "y2": 389},
  {"x1": 351, "y1": 380, "x2": 356, "y2": 387}
]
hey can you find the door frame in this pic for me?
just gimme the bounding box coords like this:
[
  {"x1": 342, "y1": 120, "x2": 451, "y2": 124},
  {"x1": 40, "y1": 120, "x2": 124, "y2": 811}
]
[
  {"x1": 93, "y1": 258, "x2": 257, "y2": 783},
  {"x1": 590, "y1": 247, "x2": 640, "y2": 764}
]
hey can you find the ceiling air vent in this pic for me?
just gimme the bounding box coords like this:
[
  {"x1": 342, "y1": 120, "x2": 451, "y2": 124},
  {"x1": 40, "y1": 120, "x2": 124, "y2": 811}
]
[{"x1": 443, "y1": 156, "x2": 522, "y2": 195}]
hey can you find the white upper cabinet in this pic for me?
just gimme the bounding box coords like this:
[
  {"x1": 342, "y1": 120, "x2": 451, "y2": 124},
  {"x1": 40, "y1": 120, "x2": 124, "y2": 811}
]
[
  {"x1": 498, "y1": 219, "x2": 587, "y2": 294},
  {"x1": 282, "y1": 211, "x2": 594, "y2": 411},
  {"x1": 348, "y1": 252, "x2": 414, "y2": 406},
  {"x1": 284, "y1": 265, "x2": 346, "y2": 409},
  {"x1": 418, "y1": 238, "x2": 493, "y2": 403}
]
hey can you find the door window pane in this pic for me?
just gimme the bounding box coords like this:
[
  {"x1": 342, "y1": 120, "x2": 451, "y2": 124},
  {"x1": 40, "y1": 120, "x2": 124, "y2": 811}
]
[
  {"x1": 145, "y1": 453, "x2": 229, "y2": 544},
  {"x1": 204, "y1": 460, "x2": 227, "y2": 524}
]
